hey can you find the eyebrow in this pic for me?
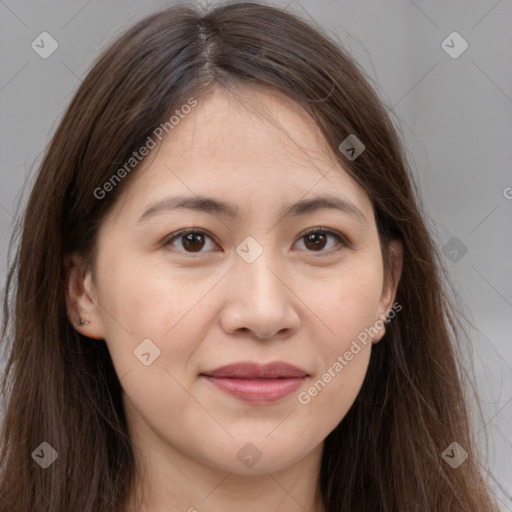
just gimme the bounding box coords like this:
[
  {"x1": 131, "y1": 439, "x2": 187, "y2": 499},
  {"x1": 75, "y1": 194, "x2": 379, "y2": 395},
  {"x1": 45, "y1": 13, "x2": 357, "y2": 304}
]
[{"x1": 137, "y1": 194, "x2": 368, "y2": 225}]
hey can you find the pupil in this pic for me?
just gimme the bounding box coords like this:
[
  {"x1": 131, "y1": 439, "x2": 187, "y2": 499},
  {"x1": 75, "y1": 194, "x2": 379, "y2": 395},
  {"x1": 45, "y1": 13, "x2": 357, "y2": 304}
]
[
  {"x1": 305, "y1": 232, "x2": 326, "y2": 251},
  {"x1": 183, "y1": 233, "x2": 204, "y2": 252}
]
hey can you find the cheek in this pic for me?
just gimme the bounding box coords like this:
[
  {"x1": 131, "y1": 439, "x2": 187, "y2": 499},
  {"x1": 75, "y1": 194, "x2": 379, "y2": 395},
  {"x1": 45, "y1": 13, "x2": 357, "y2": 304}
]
[
  {"x1": 302, "y1": 344, "x2": 371, "y2": 445},
  {"x1": 296, "y1": 251, "x2": 382, "y2": 420},
  {"x1": 298, "y1": 281, "x2": 377, "y2": 435},
  {"x1": 96, "y1": 248, "x2": 197, "y2": 335},
  {"x1": 309, "y1": 252, "x2": 384, "y2": 352},
  {"x1": 94, "y1": 255, "x2": 205, "y2": 434},
  {"x1": 93, "y1": 251, "x2": 207, "y2": 378}
]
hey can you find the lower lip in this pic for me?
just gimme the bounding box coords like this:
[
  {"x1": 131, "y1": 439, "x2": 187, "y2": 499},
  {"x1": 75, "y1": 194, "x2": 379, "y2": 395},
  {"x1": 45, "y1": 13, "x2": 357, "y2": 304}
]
[{"x1": 202, "y1": 376, "x2": 306, "y2": 403}]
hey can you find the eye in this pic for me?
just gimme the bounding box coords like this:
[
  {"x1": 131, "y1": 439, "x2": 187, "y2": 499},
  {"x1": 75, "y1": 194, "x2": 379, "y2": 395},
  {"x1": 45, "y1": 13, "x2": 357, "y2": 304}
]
[
  {"x1": 163, "y1": 228, "x2": 217, "y2": 254},
  {"x1": 163, "y1": 227, "x2": 348, "y2": 256},
  {"x1": 294, "y1": 228, "x2": 348, "y2": 256}
]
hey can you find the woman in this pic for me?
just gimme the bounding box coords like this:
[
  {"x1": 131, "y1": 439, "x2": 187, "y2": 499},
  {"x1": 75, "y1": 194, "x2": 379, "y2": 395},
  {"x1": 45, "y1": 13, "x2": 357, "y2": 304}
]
[{"x1": 0, "y1": 2, "x2": 502, "y2": 511}]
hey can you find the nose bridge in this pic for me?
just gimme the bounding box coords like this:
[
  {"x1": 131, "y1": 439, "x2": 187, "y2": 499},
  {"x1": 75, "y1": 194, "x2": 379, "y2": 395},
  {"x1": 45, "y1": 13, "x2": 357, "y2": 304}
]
[
  {"x1": 219, "y1": 236, "x2": 299, "y2": 339},
  {"x1": 234, "y1": 239, "x2": 284, "y2": 303}
]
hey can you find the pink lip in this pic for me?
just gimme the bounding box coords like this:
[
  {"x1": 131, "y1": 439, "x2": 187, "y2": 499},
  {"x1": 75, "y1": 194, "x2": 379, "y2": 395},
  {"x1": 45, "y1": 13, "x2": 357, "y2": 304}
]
[{"x1": 200, "y1": 362, "x2": 309, "y2": 404}]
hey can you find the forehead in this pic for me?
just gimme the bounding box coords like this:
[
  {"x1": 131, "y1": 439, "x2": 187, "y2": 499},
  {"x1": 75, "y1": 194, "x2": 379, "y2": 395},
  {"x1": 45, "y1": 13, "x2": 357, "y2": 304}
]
[{"x1": 107, "y1": 85, "x2": 374, "y2": 224}]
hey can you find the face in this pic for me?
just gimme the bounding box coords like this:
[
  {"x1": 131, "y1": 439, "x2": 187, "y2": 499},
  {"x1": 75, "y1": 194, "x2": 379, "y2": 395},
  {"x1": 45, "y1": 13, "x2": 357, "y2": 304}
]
[{"x1": 67, "y1": 86, "x2": 402, "y2": 476}]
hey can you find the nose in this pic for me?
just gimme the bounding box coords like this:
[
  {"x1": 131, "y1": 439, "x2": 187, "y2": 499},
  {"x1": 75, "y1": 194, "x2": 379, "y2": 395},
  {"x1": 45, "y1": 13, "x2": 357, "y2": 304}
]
[{"x1": 219, "y1": 251, "x2": 300, "y2": 340}]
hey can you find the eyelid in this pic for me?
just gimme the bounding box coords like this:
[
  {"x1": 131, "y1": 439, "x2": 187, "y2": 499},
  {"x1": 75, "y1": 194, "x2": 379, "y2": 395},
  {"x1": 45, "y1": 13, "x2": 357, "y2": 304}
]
[
  {"x1": 163, "y1": 227, "x2": 349, "y2": 256},
  {"x1": 298, "y1": 227, "x2": 350, "y2": 255},
  {"x1": 162, "y1": 228, "x2": 218, "y2": 253}
]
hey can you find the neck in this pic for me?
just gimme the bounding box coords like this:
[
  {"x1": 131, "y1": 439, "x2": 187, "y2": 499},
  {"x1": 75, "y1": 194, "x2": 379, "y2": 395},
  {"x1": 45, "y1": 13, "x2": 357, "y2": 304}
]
[{"x1": 125, "y1": 437, "x2": 326, "y2": 512}]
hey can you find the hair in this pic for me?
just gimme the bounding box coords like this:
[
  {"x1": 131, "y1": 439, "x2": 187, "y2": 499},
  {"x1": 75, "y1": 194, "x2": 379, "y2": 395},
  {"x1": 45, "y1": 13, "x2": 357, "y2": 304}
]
[{"x1": 0, "y1": 1, "x2": 503, "y2": 511}]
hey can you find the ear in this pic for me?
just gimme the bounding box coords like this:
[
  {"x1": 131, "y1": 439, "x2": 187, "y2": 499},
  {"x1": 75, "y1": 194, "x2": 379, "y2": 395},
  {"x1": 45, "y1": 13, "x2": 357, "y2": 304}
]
[
  {"x1": 64, "y1": 253, "x2": 105, "y2": 340},
  {"x1": 372, "y1": 239, "x2": 403, "y2": 344}
]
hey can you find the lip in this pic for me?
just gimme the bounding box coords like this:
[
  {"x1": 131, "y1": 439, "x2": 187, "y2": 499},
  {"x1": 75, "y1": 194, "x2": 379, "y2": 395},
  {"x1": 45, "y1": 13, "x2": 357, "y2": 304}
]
[{"x1": 200, "y1": 362, "x2": 309, "y2": 404}]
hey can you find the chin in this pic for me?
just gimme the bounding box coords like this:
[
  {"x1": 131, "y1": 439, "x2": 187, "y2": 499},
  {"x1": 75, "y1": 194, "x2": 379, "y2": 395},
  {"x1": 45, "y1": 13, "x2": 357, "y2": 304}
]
[{"x1": 200, "y1": 439, "x2": 312, "y2": 476}]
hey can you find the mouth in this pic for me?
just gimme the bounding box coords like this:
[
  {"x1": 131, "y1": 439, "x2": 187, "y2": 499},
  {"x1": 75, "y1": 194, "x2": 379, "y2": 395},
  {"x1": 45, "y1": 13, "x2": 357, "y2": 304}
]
[{"x1": 200, "y1": 361, "x2": 309, "y2": 404}]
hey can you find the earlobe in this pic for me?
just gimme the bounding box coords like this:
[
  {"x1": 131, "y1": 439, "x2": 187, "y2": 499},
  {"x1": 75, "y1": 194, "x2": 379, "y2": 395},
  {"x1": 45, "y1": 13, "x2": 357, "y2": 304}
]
[{"x1": 64, "y1": 254, "x2": 105, "y2": 340}]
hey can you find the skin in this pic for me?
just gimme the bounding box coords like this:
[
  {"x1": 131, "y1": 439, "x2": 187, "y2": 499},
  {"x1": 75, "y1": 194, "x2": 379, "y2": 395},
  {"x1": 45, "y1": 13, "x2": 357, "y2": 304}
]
[{"x1": 66, "y1": 85, "x2": 403, "y2": 512}]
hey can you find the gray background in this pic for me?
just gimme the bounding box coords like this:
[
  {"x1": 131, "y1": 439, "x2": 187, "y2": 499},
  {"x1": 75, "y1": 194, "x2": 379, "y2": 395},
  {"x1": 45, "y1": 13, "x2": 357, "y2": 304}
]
[{"x1": 1, "y1": 0, "x2": 511, "y2": 508}]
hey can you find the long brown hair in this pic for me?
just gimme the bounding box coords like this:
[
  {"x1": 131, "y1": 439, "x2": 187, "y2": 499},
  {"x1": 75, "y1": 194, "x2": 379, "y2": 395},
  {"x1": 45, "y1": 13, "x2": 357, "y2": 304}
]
[{"x1": 0, "y1": 2, "x2": 502, "y2": 511}]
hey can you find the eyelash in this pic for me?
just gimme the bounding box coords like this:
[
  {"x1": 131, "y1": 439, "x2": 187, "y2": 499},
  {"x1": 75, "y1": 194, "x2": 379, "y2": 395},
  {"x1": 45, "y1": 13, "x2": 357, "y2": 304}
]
[{"x1": 163, "y1": 227, "x2": 349, "y2": 257}]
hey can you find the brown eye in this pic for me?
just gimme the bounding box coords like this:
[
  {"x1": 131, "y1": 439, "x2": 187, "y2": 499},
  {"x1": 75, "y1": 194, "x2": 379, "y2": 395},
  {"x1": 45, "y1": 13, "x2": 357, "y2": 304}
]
[
  {"x1": 296, "y1": 228, "x2": 347, "y2": 255},
  {"x1": 304, "y1": 231, "x2": 328, "y2": 251},
  {"x1": 164, "y1": 229, "x2": 216, "y2": 254},
  {"x1": 181, "y1": 232, "x2": 206, "y2": 252},
  {"x1": 164, "y1": 227, "x2": 347, "y2": 257}
]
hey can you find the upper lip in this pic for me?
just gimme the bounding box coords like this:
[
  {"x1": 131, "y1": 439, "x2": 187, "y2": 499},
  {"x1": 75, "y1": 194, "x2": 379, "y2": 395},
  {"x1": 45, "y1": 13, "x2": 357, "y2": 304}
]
[{"x1": 201, "y1": 361, "x2": 309, "y2": 379}]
